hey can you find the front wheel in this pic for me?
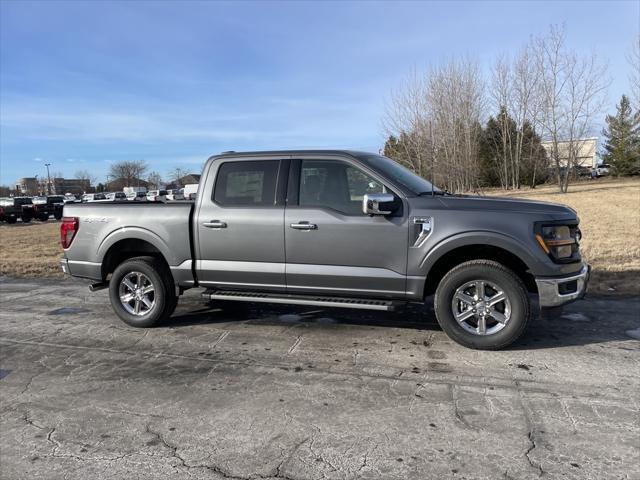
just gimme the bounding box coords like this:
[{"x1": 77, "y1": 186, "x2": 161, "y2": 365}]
[
  {"x1": 434, "y1": 260, "x2": 531, "y2": 350},
  {"x1": 108, "y1": 256, "x2": 178, "y2": 328}
]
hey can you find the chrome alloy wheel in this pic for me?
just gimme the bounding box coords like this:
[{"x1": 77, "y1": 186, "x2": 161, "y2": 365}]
[
  {"x1": 451, "y1": 280, "x2": 511, "y2": 336},
  {"x1": 119, "y1": 271, "x2": 156, "y2": 316}
]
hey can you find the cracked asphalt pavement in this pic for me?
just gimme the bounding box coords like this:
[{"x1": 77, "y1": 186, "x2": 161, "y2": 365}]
[{"x1": 1, "y1": 277, "x2": 639, "y2": 479}]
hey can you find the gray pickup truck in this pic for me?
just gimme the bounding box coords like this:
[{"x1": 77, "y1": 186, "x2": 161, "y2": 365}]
[{"x1": 60, "y1": 150, "x2": 589, "y2": 349}]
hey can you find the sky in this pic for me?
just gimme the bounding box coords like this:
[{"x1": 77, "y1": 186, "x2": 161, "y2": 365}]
[{"x1": 1, "y1": 0, "x2": 638, "y2": 185}]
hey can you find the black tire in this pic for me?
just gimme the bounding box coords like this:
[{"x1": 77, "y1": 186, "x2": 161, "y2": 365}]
[
  {"x1": 108, "y1": 256, "x2": 178, "y2": 328},
  {"x1": 21, "y1": 215, "x2": 32, "y2": 223},
  {"x1": 39, "y1": 215, "x2": 48, "y2": 221},
  {"x1": 434, "y1": 260, "x2": 531, "y2": 350},
  {"x1": 54, "y1": 213, "x2": 62, "y2": 220},
  {"x1": 6, "y1": 217, "x2": 17, "y2": 224}
]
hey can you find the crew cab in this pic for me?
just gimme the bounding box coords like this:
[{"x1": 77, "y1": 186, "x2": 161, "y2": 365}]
[
  {"x1": 60, "y1": 150, "x2": 590, "y2": 349},
  {"x1": 32, "y1": 195, "x2": 64, "y2": 221}
]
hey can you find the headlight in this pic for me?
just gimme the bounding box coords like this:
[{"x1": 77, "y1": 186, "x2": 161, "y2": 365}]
[{"x1": 535, "y1": 224, "x2": 580, "y2": 261}]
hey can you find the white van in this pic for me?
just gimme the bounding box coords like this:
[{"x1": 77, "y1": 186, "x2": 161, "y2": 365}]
[{"x1": 183, "y1": 184, "x2": 198, "y2": 200}]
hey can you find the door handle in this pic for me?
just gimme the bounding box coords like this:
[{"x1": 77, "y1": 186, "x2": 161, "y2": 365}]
[
  {"x1": 202, "y1": 220, "x2": 227, "y2": 229},
  {"x1": 290, "y1": 222, "x2": 317, "y2": 230}
]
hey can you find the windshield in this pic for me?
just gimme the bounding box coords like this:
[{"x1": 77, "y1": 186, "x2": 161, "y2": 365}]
[{"x1": 360, "y1": 154, "x2": 441, "y2": 195}]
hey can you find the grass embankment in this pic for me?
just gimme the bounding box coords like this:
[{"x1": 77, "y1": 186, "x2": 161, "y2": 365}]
[{"x1": 0, "y1": 178, "x2": 638, "y2": 295}]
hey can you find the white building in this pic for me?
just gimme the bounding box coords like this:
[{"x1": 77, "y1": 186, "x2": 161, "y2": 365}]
[{"x1": 541, "y1": 137, "x2": 598, "y2": 169}]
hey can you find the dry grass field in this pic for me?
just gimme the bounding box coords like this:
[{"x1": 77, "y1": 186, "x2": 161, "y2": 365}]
[
  {"x1": 0, "y1": 222, "x2": 61, "y2": 278},
  {"x1": 0, "y1": 177, "x2": 638, "y2": 295},
  {"x1": 486, "y1": 177, "x2": 640, "y2": 295}
]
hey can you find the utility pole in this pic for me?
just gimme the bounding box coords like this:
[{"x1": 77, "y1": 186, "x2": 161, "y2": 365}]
[{"x1": 44, "y1": 163, "x2": 52, "y2": 195}]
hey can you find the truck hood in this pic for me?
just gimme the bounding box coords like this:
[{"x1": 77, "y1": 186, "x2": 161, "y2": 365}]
[{"x1": 412, "y1": 195, "x2": 577, "y2": 220}]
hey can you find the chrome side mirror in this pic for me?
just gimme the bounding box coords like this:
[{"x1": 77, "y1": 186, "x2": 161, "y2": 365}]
[{"x1": 363, "y1": 193, "x2": 397, "y2": 215}]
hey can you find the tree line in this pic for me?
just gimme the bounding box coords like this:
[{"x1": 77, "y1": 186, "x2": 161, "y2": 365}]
[
  {"x1": 74, "y1": 162, "x2": 192, "y2": 192},
  {"x1": 383, "y1": 25, "x2": 639, "y2": 193}
]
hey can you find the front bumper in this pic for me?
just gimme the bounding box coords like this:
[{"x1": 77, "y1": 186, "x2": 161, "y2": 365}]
[{"x1": 535, "y1": 264, "x2": 590, "y2": 308}]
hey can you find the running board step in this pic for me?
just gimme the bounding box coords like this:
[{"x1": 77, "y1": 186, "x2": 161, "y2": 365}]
[{"x1": 202, "y1": 290, "x2": 398, "y2": 311}]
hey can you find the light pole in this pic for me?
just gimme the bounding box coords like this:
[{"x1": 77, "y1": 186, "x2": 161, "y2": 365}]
[{"x1": 44, "y1": 163, "x2": 52, "y2": 195}]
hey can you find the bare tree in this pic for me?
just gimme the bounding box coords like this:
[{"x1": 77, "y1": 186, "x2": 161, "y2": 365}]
[
  {"x1": 382, "y1": 70, "x2": 432, "y2": 177},
  {"x1": 628, "y1": 35, "x2": 640, "y2": 109},
  {"x1": 383, "y1": 59, "x2": 485, "y2": 192},
  {"x1": 487, "y1": 42, "x2": 547, "y2": 190},
  {"x1": 170, "y1": 167, "x2": 188, "y2": 186},
  {"x1": 534, "y1": 25, "x2": 609, "y2": 192},
  {"x1": 147, "y1": 171, "x2": 164, "y2": 189},
  {"x1": 75, "y1": 169, "x2": 96, "y2": 186},
  {"x1": 109, "y1": 160, "x2": 148, "y2": 187},
  {"x1": 426, "y1": 58, "x2": 485, "y2": 192},
  {"x1": 489, "y1": 54, "x2": 515, "y2": 188}
]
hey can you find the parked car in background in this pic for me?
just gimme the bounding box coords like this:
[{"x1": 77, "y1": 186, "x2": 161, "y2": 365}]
[
  {"x1": 596, "y1": 164, "x2": 611, "y2": 177},
  {"x1": 166, "y1": 189, "x2": 185, "y2": 201},
  {"x1": 82, "y1": 193, "x2": 108, "y2": 203},
  {"x1": 0, "y1": 197, "x2": 34, "y2": 223},
  {"x1": 183, "y1": 183, "x2": 198, "y2": 200},
  {"x1": 60, "y1": 149, "x2": 590, "y2": 350},
  {"x1": 64, "y1": 194, "x2": 81, "y2": 204},
  {"x1": 105, "y1": 192, "x2": 128, "y2": 201},
  {"x1": 147, "y1": 189, "x2": 168, "y2": 202},
  {"x1": 32, "y1": 195, "x2": 64, "y2": 221},
  {"x1": 126, "y1": 191, "x2": 148, "y2": 202},
  {"x1": 123, "y1": 186, "x2": 147, "y2": 196},
  {"x1": 576, "y1": 166, "x2": 592, "y2": 177}
]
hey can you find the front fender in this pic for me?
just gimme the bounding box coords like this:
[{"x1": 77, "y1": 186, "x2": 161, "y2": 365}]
[{"x1": 418, "y1": 230, "x2": 546, "y2": 277}]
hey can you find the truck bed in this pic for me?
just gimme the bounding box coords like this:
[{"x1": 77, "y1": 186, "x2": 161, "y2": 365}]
[{"x1": 62, "y1": 202, "x2": 194, "y2": 281}]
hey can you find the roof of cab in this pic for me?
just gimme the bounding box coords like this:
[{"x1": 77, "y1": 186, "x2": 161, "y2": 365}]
[{"x1": 209, "y1": 149, "x2": 376, "y2": 160}]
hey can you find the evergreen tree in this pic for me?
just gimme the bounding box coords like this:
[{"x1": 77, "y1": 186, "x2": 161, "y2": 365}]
[
  {"x1": 478, "y1": 107, "x2": 548, "y2": 188},
  {"x1": 602, "y1": 95, "x2": 640, "y2": 175}
]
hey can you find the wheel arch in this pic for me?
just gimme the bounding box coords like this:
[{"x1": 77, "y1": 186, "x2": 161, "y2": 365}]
[
  {"x1": 101, "y1": 238, "x2": 171, "y2": 280},
  {"x1": 421, "y1": 234, "x2": 539, "y2": 297}
]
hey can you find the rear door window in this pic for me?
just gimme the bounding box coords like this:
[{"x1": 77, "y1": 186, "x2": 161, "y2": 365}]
[{"x1": 214, "y1": 160, "x2": 279, "y2": 207}]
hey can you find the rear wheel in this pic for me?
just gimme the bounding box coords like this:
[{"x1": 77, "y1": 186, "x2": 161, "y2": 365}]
[
  {"x1": 21, "y1": 215, "x2": 32, "y2": 223},
  {"x1": 434, "y1": 260, "x2": 531, "y2": 350},
  {"x1": 39, "y1": 214, "x2": 48, "y2": 221},
  {"x1": 109, "y1": 256, "x2": 178, "y2": 328},
  {"x1": 6, "y1": 217, "x2": 17, "y2": 224}
]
